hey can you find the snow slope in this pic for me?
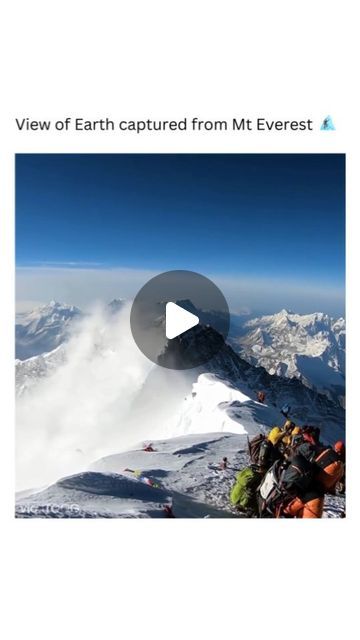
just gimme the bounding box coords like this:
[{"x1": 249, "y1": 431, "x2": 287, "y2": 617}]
[
  {"x1": 16, "y1": 345, "x2": 67, "y2": 396},
  {"x1": 171, "y1": 373, "x2": 281, "y2": 437},
  {"x1": 16, "y1": 431, "x2": 345, "y2": 518}
]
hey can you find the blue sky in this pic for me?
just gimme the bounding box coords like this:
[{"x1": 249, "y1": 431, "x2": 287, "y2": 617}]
[{"x1": 16, "y1": 154, "x2": 345, "y2": 314}]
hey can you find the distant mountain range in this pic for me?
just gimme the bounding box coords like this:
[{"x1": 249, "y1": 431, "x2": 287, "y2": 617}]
[
  {"x1": 229, "y1": 309, "x2": 345, "y2": 407},
  {"x1": 15, "y1": 301, "x2": 345, "y2": 442},
  {"x1": 15, "y1": 301, "x2": 82, "y2": 360},
  {"x1": 15, "y1": 299, "x2": 125, "y2": 359},
  {"x1": 16, "y1": 302, "x2": 345, "y2": 408}
]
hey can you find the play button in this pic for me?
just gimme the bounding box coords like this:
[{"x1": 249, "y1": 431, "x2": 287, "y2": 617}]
[
  {"x1": 130, "y1": 270, "x2": 230, "y2": 370},
  {"x1": 165, "y1": 302, "x2": 199, "y2": 339}
]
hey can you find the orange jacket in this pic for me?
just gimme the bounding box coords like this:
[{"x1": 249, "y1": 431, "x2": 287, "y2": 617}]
[{"x1": 283, "y1": 491, "x2": 324, "y2": 519}]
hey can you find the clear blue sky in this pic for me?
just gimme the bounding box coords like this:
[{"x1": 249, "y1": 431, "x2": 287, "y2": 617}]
[{"x1": 16, "y1": 153, "x2": 345, "y2": 286}]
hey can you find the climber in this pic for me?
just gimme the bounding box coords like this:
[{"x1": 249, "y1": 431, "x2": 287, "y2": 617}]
[
  {"x1": 334, "y1": 441, "x2": 346, "y2": 493},
  {"x1": 278, "y1": 420, "x2": 299, "y2": 453},
  {"x1": 290, "y1": 425, "x2": 320, "y2": 460},
  {"x1": 143, "y1": 443, "x2": 155, "y2": 452},
  {"x1": 257, "y1": 427, "x2": 283, "y2": 472},
  {"x1": 261, "y1": 422, "x2": 299, "y2": 461},
  {"x1": 220, "y1": 456, "x2": 228, "y2": 470},
  {"x1": 280, "y1": 404, "x2": 291, "y2": 418},
  {"x1": 334, "y1": 440, "x2": 345, "y2": 463},
  {"x1": 258, "y1": 443, "x2": 326, "y2": 519},
  {"x1": 163, "y1": 505, "x2": 175, "y2": 518},
  {"x1": 257, "y1": 391, "x2": 266, "y2": 404},
  {"x1": 283, "y1": 419, "x2": 296, "y2": 432},
  {"x1": 291, "y1": 427, "x2": 344, "y2": 494}
]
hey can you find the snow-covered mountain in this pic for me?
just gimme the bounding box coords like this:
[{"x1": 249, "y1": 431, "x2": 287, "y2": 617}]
[
  {"x1": 230, "y1": 309, "x2": 345, "y2": 407},
  {"x1": 15, "y1": 303, "x2": 345, "y2": 517},
  {"x1": 16, "y1": 345, "x2": 67, "y2": 397},
  {"x1": 155, "y1": 323, "x2": 345, "y2": 440},
  {"x1": 108, "y1": 298, "x2": 126, "y2": 314},
  {"x1": 15, "y1": 300, "x2": 82, "y2": 359},
  {"x1": 16, "y1": 308, "x2": 346, "y2": 437},
  {"x1": 15, "y1": 300, "x2": 128, "y2": 396},
  {"x1": 15, "y1": 299, "x2": 128, "y2": 361}
]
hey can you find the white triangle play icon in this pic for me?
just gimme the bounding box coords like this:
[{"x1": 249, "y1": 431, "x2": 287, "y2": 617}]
[{"x1": 165, "y1": 302, "x2": 199, "y2": 340}]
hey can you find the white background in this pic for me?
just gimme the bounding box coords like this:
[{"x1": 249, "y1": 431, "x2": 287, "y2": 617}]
[{"x1": 0, "y1": 1, "x2": 358, "y2": 638}]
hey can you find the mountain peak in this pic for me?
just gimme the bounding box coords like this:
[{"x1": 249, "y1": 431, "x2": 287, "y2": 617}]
[
  {"x1": 108, "y1": 299, "x2": 125, "y2": 313},
  {"x1": 174, "y1": 299, "x2": 199, "y2": 314},
  {"x1": 38, "y1": 300, "x2": 81, "y2": 314},
  {"x1": 272, "y1": 309, "x2": 293, "y2": 324}
]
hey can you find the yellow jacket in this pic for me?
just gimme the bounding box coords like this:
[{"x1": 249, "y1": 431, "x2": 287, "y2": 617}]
[
  {"x1": 267, "y1": 427, "x2": 284, "y2": 445},
  {"x1": 268, "y1": 425, "x2": 301, "y2": 446}
]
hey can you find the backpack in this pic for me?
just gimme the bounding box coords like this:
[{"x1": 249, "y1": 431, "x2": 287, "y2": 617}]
[
  {"x1": 247, "y1": 433, "x2": 265, "y2": 465},
  {"x1": 258, "y1": 438, "x2": 282, "y2": 470},
  {"x1": 314, "y1": 447, "x2": 339, "y2": 470},
  {"x1": 230, "y1": 465, "x2": 263, "y2": 512},
  {"x1": 258, "y1": 460, "x2": 286, "y2": 517},
  {"x1": 281, "y1": 453, "x2": 315, "y2": 494},
  {"x1": 314, "y1": 447, "x2": 345, "y2": 492}
]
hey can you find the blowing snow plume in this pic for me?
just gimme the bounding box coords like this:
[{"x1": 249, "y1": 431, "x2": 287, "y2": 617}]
[{"x1": 16, "y1": 303, "x2": 162, "y2": 490}]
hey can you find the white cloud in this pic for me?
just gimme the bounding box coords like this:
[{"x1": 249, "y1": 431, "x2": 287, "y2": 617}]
[
  {"x1": 16, "y1": 302, "x2": 196, "y2": 490},
  {"x1": 16, "y1": 303, "x2": 154, "y2": 490}
]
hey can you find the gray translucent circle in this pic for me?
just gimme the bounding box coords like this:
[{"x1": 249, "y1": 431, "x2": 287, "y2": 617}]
[{"x1": 130, "y1": 270, "x2": 230, "y2": 369}]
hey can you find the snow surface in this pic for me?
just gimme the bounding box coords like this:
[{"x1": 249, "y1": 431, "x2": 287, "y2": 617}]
[
  {"x1": 171, "y1": 373, "x2": 281, "y2": 437},
  {"x1": 16, "y1": 431, "x2": 345, "y2": 518}
]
